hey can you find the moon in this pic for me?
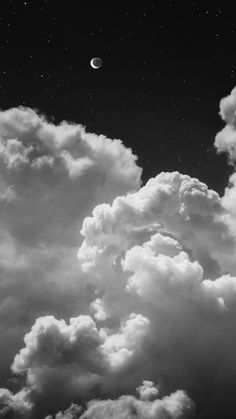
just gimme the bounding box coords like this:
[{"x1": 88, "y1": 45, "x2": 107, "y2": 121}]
[{"x1": 90, "y1": 57, "x2": 102, "y2": 69}]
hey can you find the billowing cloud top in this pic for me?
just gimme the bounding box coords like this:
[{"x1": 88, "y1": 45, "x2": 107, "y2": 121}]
[
  {"x1": 0, "y1": 107, "x2": 141, "y2": 246},
  {"x1": 1, "y1": 90, "x2": 236, "y2": 419},
  {"x1": 0, "y1": 106, "x2": 141, "y2": 398},
  {"x1": 215, "y1": 86, "x2": 236, "y2": 161}
]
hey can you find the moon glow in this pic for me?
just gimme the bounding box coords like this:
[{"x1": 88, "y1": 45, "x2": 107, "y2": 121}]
[{"x1": 90, "y1": 57, "x2": 102, "y2": 69}]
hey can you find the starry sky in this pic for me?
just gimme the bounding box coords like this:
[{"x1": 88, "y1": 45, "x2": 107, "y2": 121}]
[
  {"x1": 1, "y1": 0, "x2": 235, "y2": 194},
  {"x1": 0, "y1": 0, "x2": 236, "y2": 192}
]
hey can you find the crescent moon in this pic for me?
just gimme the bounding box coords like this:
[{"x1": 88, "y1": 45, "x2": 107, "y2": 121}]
[
  {"x1": 90, "y1": 57, "x2": 102, "y2": 69},
  {"x1": 90, "y1": 60, "x2": 97, "y2": 69}
]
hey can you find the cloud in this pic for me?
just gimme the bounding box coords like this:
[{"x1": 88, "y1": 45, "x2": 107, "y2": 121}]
[
  {"x1": 10, "y1": 171, "x2": 236, "y2": 418},
  {"x1": 3, "y1": 89, "x2": 236, "y2": 418},
  {"x1": 12, "y1": 315, "x2": 107, "y2": 379},
  {"x1": 214, "y1": 86, "x2": 236, "y2": 254},
  {"x1": 136, "y1": 381, "x2": 159, "y2": 400},
  {"x1": 45, "y1": 403, "x2": 82, "y2": 419},
  {"x1": 10, "y1": 315, "x2": 108, "y2": 415},
  {"x1": 214, "y1": 86, "x2": 236, "y2": 162},
  {"x1": 78, "y1": 171, "x2": 236, "y2": 282},
  {"x1": 45, "y1": 384, "x2": 195, "y2": 419},
  {"x1": 9, "y1": 311, "x2": 150, "y2": 414},
  {"x1": 80, "y1": 389, "x2": 194, "y2": 419},
  {"x1": 0, "y1": 388, "x2": 32, "y2": 418},
  {"x1": 75, "y1": 169, "x2": 236, "y2": 417},
  {"x1": 0, "y1": 106, "x2": 141, "y2": 388},
  {"x1": 123, "y1": 247, "x2": 203, "y2": 302},
  {"x1": 0, "y1": 107, "x2": 141, "y2": 247},
  {"x1": 5, "y1": 308, "x2": 149, "y2": 416},
  {"x1": 101, "y1": 313, "x2": 150, "y2": 369}
]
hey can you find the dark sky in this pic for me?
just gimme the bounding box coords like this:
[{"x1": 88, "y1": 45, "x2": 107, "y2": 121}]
[{"x1": 0, "y1": 0, "x2": 235, "y2": 194}]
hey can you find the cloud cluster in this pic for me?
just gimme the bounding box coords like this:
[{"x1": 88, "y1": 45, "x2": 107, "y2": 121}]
[
  {"x1": 214, "y1": 87, "x2": 236, "y2": 240},
  {"x1": 10, "y1": 311, "x2": 150, "y2": 410},
  {"x1": 2, "y1": 88, "x2": 236, "y2": 418},
  {"x1": 80, "y1": 389, "x2": 194, "y2": 419},
  {"x1": 45, "y1": 383, "x2": 194, "y2": 419},
  {"x1": 0, "y1": 107, "x2": 141, "y2": 387},
  {"x1": 0, "y1": 107, "x2": 141, "y2": 247},
  {"x1": 9, "y1": 170, "x2": 236, "y2": 418},
  {"x1": 78, "y1": 170, "x2": 236, "y2": 281},
  {"x1": 0, "y1": 388, "x2": 32, "y2": 418},
  {"x1": 215, "y1": 86, "x2": 236, "y2": 161}
]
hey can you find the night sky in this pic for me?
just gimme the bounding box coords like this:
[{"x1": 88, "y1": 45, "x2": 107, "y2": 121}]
[{"x1": 1, "y1": 0, "x2": 235, "y2": 194}]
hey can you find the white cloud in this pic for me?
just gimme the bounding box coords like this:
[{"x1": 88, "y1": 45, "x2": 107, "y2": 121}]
[
  {"x1": 12, "y1": 314, "x2": 108, "y2": 393},
  {"x1": 214, "y1": 86, "x2": 236, "y2": 162},
  {"x1": 74, "y1": 168, "x2": 236, "y2": 417},
  {"x1": 215, "y1": 124, "x2": 236, "y2": 161},
  {"x1": 136, "y1": 381, "x2": 159, "y2": 400},
  {"x1": 46, "y1": 384, "x2": 194, "y2": 419},
  {"x1": 45, "y1": 403, "x2": 82, "y2": 419},
  {"x1": 0, "y1": 106, "x2": 141, "y2": 389},
  {"x1": 10, "y1": 311, "x2": 150, "y2": 403},
  {"x1": 11, "y1": 173, "x2": 236, "y2": 417},
  {"x1": 78, "y1": 171, "x2": 236, "y2": 282},
  {"x1": 123, "y1": 248, "x2": 203, "y2": 301},
  {"x1": 61, "y1": 151, "x2": 94, "y2": 178},
  {"x1": 218, "y1": 86, "x2": 236, "y2": 125},
  {"x1": 0, "y1": 388, "x2": 32, "y2": 418},
  {"x1": 214, "y1": 86, "x2": 236, "y2": 274},
  {"x1": 80, "y1": 388, "x2": 194, "y2": 419},
  {"x1": 101, "y1": 313, "x2": 150, "y2": 369},
  {"x1": 3, "y1": 90, "x2": 236, "y2": 419}
]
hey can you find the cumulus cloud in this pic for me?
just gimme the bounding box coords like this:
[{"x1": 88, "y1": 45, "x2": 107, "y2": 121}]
[
  {"x1": 45, "y1": 403, "x2": 82, "y2": 419},
  {"x1": 214, "y1": 87, "x2": 236, "y2": 163},
  {"x1": 78, "y1": 171, "x2": 236, "y2": 281},
  {"x1": 0, "y1": 107, "x2": 141, "y2": 246},
  {"x1": 12, "y1": 315, "x2": 107, "y2": 379},
  {"x1": 81, "y1": 389, "x2": 194, "y2": 419},
  {"x1": 136, "y1": 380, "x2": 159, "y2": 400},
  {"x1": 46, "y1": 384, "x2": 194, "y2": 419},
  {"x1": 0, "y1": 388, "x2": 32, "y2": 418},
  {"x1": 3, "y1": 90, "x2": 236, "y2": 419},
  {"x1": 214, "y1": 86, "x2": 236, "y2": 243},
  {"x1": 75, "y1": 169, "x2": 236, "y2": 417},
  {"x1": 7, "y1": 310, "x2": 150, "y2": 415},
  {"x1": 10, "y1": 173, "x2": 236, "y2": 417},
  {"x1": 0, "y1": 107, "x2": 141, "y2": 388}
]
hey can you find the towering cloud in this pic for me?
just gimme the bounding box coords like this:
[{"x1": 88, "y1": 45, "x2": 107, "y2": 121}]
[
  {"x1": 2, "y1": 89, "x2": 236, "y2": 418},
  {"x1": 215, "y1": 86, "x2": 236, "y2": 161},
  {"x1": 214, "y1": 87, "x2": 236, "y2": 239},
  {"x1": 0, "y1": 107, "x2": 141, "y2": 388}
]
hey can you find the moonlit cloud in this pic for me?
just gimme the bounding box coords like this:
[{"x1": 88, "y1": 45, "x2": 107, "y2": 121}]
[
  {"x1": 45, "y1": 385, "x2": 194, "y2": 419},
  {"x1": 215, "y1": 87, "x2": 236, "y2": 165},
  {"x1": 78, "y1": 171, "x2": 236, "y2": 280},
  {"x1": 214, "y1": 87, "x2": 236, "y2": 244},
  {"x1": 79, "y1": 388, "x2": 194, "y2": 419},
  {"x1": 0, "y1": 388, "x2": 32, "y2": 418},
  {"x1": 136, "y1": 380, "x2": 159, "y2": 400},
  {"x1": 0, "y1": 106, "x2": 141, "y2": 391},
  {"x1": 2, "y1": 90, "x2": 236, "y2": 418}
]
